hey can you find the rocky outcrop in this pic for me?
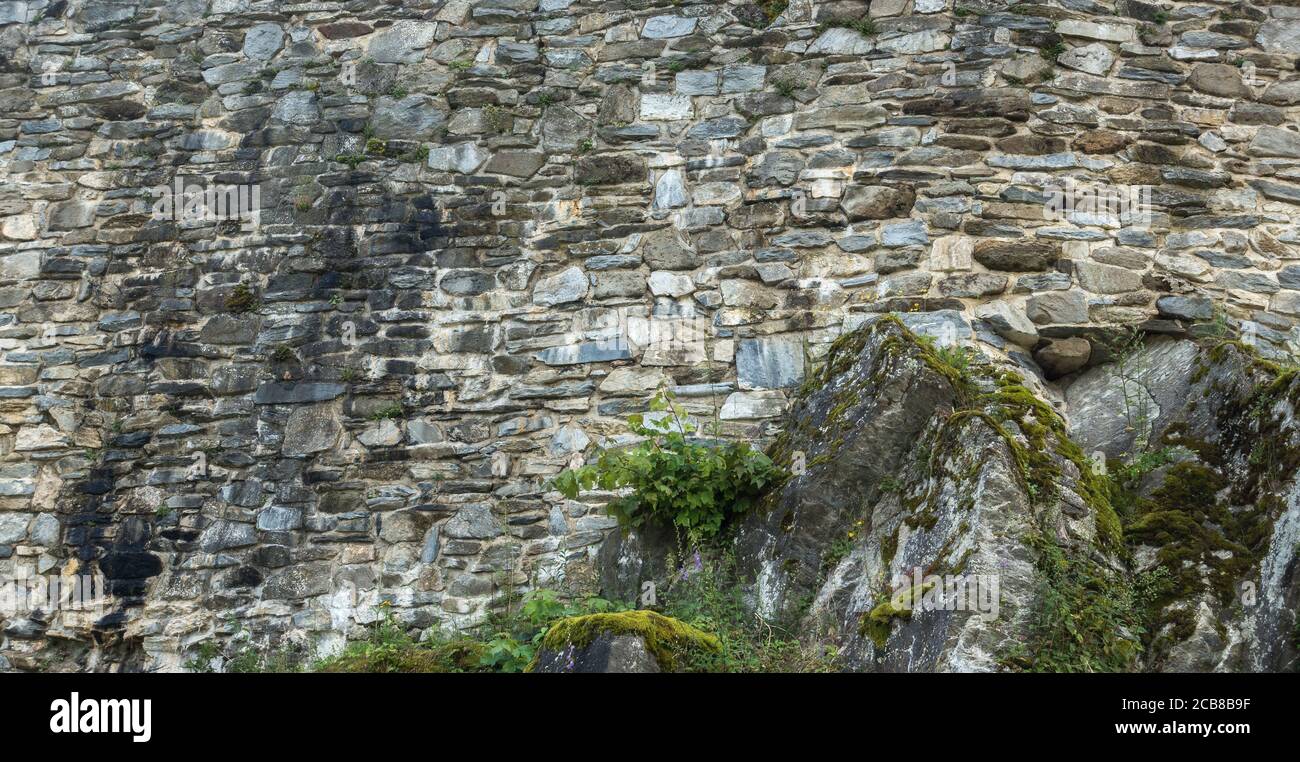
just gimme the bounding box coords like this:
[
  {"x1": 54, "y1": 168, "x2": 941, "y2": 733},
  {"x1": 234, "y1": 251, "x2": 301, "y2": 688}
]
[
  {"x1": 604, "y1": 316, "x2": 1133, "y2": 671},
  {"x1": 733, "y1": 316, "x2": 1086, "y2": 672},
  {"x1": 1068, "y1": 338, "x2": 1300, "y2": 672},
  {"x1": 534, "y1": 633, "x2": 665, "y2": 673},
  {"x1": 602, "y1": 320, "x2": 1299, "y2": 672}
]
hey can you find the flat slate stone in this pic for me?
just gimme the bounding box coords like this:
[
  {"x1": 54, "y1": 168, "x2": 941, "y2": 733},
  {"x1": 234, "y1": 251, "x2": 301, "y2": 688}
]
[
  {"x1": 642, "y1": 15, "x2": 696, "y2": 39},
  {"x1": 242, "y1": 23, "x2": 284, "y2": 60},
  {"x1": 737, "y1": 336, "x2": 805, "y2": 390},
  {"x1": 536, "y1": 342, "x2": 632, "y2": 366},
  {"x1": 253, "y1": 382, "x2": 347, "y2": 405},
  {"x1": 369, "y1": 20, "x2": 437, "y2": 63}
]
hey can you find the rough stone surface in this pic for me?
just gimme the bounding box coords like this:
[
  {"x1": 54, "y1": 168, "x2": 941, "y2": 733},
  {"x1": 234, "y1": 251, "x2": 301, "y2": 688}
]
[
  {"x1": 1068, "y1": 339, "x2": 1300, "y2": 672},
  {"x1": 2, "y1": 0, "x2": 1298, "y2": 674},
  {"x1": 606, "y1": 320, "x2": 1108, "y2": 671},
  {"x1": 1034, "y1": 337, "x2": 1092, "y2": 380}
]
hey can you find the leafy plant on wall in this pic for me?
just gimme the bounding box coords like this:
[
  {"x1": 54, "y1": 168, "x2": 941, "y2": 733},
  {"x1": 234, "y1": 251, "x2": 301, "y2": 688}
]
[{"x1": 552, "y1": 389, "x2": 784, "y2": 543}]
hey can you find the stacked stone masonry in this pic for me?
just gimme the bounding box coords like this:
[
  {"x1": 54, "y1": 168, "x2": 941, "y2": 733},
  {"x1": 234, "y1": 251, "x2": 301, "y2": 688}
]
[{"x1": 1, "y1": 0, "x2": 1299, "y2": 670}]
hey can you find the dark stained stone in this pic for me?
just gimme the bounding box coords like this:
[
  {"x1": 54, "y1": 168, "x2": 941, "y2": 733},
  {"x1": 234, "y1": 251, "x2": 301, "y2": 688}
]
[
  {"x1": 318, "y1": 22, "x2": 373, "y2": 39},
  {"x1": 973, "y1": 240, "x2": 1060, "y2": 271},
  {"x1": 575, "y1": 153, "x2": 647, "y2": 185},
  {"x1": 253, "y1": 382, "x2": 347, "y2": 405}
]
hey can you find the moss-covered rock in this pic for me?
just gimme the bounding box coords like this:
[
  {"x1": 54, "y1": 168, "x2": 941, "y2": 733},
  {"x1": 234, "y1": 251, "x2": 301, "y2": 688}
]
[
  {"x1": 597, "y1": 318, "x2": 1299, "y2": 673},
  {"x1": 733, "y1": 315, "x2": 1132, "y2": 671},
  {"x1": 1069, "y1": 336, "x2": 1300, "y2": 672},
  {"x1": 532, "y1": 611, "x2": 720, "y2": 673}
]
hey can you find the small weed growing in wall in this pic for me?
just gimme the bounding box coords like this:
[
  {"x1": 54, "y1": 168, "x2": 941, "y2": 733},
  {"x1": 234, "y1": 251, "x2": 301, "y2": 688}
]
[
  {"x1": 186, "y1": 619, "x2": 307, "y2": 673},
  {"x1": 370, "y1": 403, "x2": 404, "y2": 421},
  {"x1": 316, "y1": 604, "x2": 489, "y2": 673},
  {"x1": 773, "y1": 78, "x2": 797, "y2": 98},
  {"x1": 821, "y1": 17, "x2": 877, "y2": 37},
  {"x1": 483, "y1": 105, "x2": 509, "y2": 133},
  {"x1": 183, "y1": 641, "x2": 221, "y2": 673},
  {"x1": 552, "y1": 389, "x2": 784, "y2": 543},
  {"x1": 759, "y1": 0, "x2": 788, "y2": 24},
  {"x1": 224, "y1": 283, "x2": 257, "y2": 314}
]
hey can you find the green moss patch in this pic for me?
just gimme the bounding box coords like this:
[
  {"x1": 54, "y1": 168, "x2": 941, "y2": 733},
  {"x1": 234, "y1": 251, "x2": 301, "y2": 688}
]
[
  {"x1": 1126, "y1": 462, "x2": 1270, "y2": 661},
  {"x1": 317, "y1": 639, "x2": 487, "y2": 673},
  {"x1": 1113, "y1": 338, "x2": 1299, "y2": 665},
  {"x1": 759, "y1": 0, "x2": 789, "y2": 24},
  {"x1": 984, "y1": 373, "x2": 1123, "y2": 549},
  {"x1": 538, "y1": 610, "x2": 720, "y2": 671},
  {"x1": 223, "y1": 283, "x2": 257, "y2": 314},
  {"x1": 859, "y1": 581, "x2": 930, "y2": 651},
  {"x1": 1005, "y1": 533, "x2": 1156, "y2": 673}
]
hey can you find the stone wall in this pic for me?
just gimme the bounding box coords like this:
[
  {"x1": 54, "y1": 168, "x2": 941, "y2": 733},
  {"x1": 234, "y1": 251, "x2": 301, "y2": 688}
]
[{"x1": 2, "y1": 0, "x2": 1299, "y2": 671}]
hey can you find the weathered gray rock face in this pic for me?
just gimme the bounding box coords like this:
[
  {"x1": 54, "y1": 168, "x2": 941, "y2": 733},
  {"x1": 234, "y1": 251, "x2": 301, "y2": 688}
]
[
  {"x1": 598, "y1": 327, "x2": 1299, "y2": 673},
  {"x1": 734, "y1": 319, "x2": 1119, "y2": 671},
  {"x1": 1065, "y1": 339, "x2": 1201, "y2": 458},
  {"x1": 1068, "y1": 338, "x2": 1300, "y2": 672},
  {"x1": 602, "y1": 318, "x2": 1123, "y2": 672}
]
